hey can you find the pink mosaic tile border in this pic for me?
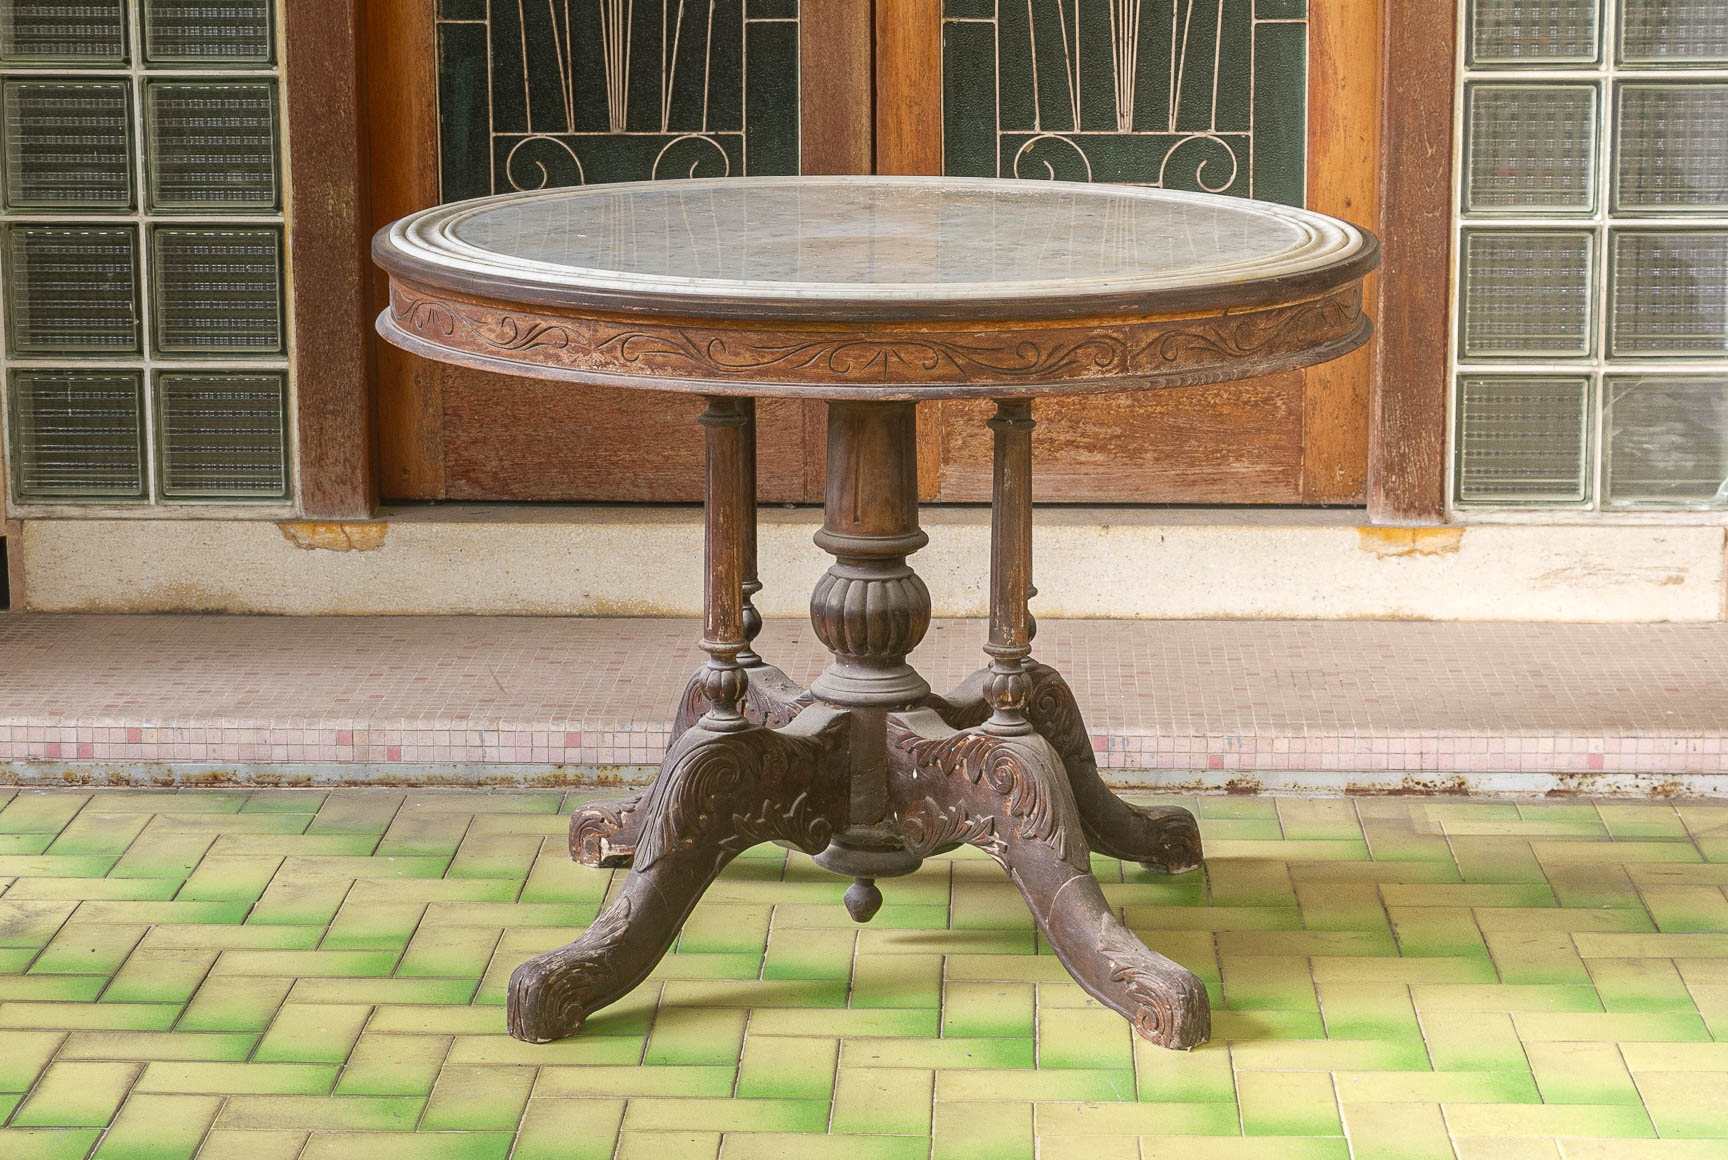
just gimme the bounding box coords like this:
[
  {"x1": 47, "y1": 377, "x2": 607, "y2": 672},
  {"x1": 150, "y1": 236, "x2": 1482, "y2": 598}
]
[{"x1": 2, "y1": 722, "x2": 1725, "y2": 776}]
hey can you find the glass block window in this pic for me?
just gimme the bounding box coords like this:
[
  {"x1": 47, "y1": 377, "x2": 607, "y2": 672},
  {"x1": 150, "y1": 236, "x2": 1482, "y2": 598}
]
[
  {"x1": 0, "y1": 1, "x2": 289, "y2": 508},
  {"x1": 6, "y1": 370, "x2": 144, "y2": 499},
  {"x1": 2, "y1": 80, "x2": 132, "y2": 208},
  {"x1": 1453, "y1": 0, "x2": 1728, "y2": 512},
  {"x1": 0, "y1": 0, "x2": 127, "y2": 65},
  {"x1": 1465, "y1": 84, "x2": 1597, "y2": 213},
  {"x1": 1605, "y1": 375, "x2": 1728, "y2": 506},
  {"x1": 1456, "y1": 375, "x2": 1592, "y2": 504},
  {"x1": 155, "y1": 371, "x2": 286, "y2": 499}
]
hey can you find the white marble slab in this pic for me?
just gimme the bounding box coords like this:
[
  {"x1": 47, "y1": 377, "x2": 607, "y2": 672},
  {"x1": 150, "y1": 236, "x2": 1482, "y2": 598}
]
[{"x1": 386, "y1": 175, "x2": 1370, "y2": 306}]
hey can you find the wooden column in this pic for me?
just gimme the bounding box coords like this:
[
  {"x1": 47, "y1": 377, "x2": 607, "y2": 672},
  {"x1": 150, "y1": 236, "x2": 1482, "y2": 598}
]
[
  {"x1": 283, "y1": 0, "x2": 375, "y2": 518},
  {"x1": 1369, "y1": 0, "x2": 1456, "y2": 524},
  {"x1": 697, "y1": 398, "x2": 753, "y2": 730}
]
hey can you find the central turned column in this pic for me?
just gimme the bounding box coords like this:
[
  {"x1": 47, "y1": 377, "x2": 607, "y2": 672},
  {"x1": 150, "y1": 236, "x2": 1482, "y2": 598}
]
[{"x1": 808, "y1": 401, "x2": 933, "y2": 917}]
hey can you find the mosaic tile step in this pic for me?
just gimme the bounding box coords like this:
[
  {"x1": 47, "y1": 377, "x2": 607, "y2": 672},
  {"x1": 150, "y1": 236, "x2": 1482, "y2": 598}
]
[
  {"x1": 0, "y1": 789, "x2": 1727, "y2": 1157},
  {"x1": 4, "y1": 614, "x2": 1728, "y2": 777}
]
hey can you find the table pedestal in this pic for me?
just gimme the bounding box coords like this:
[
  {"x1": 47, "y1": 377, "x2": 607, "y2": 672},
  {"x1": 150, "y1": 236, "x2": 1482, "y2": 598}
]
[{"x1": 507, "y1": 397, "x2": 1212, "y2": 1050}]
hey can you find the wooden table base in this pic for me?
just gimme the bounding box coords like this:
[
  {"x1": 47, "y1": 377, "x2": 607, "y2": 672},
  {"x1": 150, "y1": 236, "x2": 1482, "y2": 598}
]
[{"x1": 507, "y1": 397, "x2": 1212, "y2": 1050}]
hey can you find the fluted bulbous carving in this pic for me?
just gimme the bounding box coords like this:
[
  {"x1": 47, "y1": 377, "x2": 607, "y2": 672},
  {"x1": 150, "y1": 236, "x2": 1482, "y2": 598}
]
[{"x1": 809, "y1": 567, "x2": 931, "y2": 662}]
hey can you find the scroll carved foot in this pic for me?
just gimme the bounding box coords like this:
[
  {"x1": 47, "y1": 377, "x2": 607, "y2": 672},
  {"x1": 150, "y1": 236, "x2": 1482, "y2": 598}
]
[
  {"x1": 569, "y1": 793, "x2": 645, "y2": 868},
  {"x1": 887, "y1": 708, "x2": 1210, "y2": 1050},
  {"x1": 509, "y1": 707, "x2": 847, "y2": 1042},
  {"x1": 930, "y1": 664, "x2": 1202, "y2": 874},
  {"x1": 671, "y1": 663, "x2": 814, "y2": 740}
]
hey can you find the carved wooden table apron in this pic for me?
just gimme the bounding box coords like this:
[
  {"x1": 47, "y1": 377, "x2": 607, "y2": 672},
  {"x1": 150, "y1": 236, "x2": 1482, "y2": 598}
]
[{"x1": 373, "y1": 176, "x2": 1379, "y2": 1050}]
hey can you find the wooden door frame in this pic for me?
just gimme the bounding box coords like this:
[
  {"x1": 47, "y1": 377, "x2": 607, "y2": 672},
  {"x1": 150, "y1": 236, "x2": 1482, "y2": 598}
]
[
  {"x1": 1370, "y1": 0, "x2": 1455, "y2": 523},
  {"x1": 294, "y1": 0, "x2": 1453, "y2": 521},
  {"x1": 282, "y1": 0, "x2": 376, "y2": 518}
]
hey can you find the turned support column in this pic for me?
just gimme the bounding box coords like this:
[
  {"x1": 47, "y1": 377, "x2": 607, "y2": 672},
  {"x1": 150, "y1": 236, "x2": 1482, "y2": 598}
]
[
  {"x1": 696, "y1": 396, "x2": 752, "y2": 731},
  {"x1": 809, "y1": 400, "x2": 933, "y2": 915},
  {"x1": 737, "y1": 398, "x2": 766, "y2": 668},
  {"x1": 984, "y1": 399, "x2": 1036, "y2": 735}
]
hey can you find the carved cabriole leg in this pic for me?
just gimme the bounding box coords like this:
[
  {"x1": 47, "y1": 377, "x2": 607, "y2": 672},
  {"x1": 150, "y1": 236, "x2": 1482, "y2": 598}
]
[
  {"x1": 583, "y1": 396, "x2": 815, "y2": 873},
  {"x1": 929, "y1": 666, "x2": 1203, "y2": 875},
  {"x1": 511, "y1": 706, "x2": 848, "y2": 1042},
  {"x1": 887, "y1": 707, "x2": 1210, "y2": 1049}
]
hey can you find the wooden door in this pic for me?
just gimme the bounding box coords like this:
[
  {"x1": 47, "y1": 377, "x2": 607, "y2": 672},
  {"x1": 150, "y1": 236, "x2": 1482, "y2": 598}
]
[
  {"x1": 883, "y1": 0, "x2": 1382, "y2": 504},
  {"x1": 365, "y1": 0, "x2": 825, "y2": 502},
  {"x1": 365, "y1": 0, "x2": 1379, "y2": 505}
]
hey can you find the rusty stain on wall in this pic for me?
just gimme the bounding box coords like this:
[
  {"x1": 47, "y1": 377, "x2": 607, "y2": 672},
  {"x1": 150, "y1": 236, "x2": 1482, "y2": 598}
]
[
  {"x1": 1356, "y1": 526, "x2": 1465, "y2": 558},
  {"x1": 278, "y1": 522, "x2": 389, "y2": 552}
]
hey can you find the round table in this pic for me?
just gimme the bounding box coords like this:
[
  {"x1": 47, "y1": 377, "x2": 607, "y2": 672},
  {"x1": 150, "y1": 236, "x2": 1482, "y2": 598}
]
[{"x1": 373, "y1": 176, "x2": 1379, "y2": 1051}]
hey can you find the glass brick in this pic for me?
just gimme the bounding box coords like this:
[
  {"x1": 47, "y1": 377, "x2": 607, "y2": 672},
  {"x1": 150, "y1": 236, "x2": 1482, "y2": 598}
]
[
  {"x1": 1609, "y1": 231, "x2": 1728, "y2": 357},
  {"x1": 3, "y1": 225, "x2": 139, "y2": 354},
  {"x1": 1455, "y1": 375, "x2": 1592, "y2": 505},
  {"x1": 1470, "y1": 0, "x2": 1601, "y2": 64},
  {"x1": 1620, "y1": 0, "x2": 1728, "y2": 64},
  {"x1": 1614, "y1": 84, "x2": 1728, "y2": 212},
  {"x1": 1606, "y1": 375, "x2": 1728, "y2": 508},
  {"x1": 151, "y1": 227, "x2": 283, "y2": 354},
  {"x1": 145, "y1": 81, "x2": 280, "y2": 211},
  {"x1": 7, "y1": 370, "x2": 145, "y2": 500},
  {"x1": 155, "y1": 372, "x2": 288, "y2": 500},
  {"x1": 2, "y1": 80, "x2": 132, "y2": 209},
  {"x1": 1465, "y1": 83, "x2": 1597, "y2": 214},
  {"x1": 0, "y1": 0, "x2": 126, "y2": 64},
  {"x1": 143, "y1": 0, "x2": 272, "y2": 64},
  {"x1": 1461, "y1": 230, "x2": 1595, "y2": 358}
]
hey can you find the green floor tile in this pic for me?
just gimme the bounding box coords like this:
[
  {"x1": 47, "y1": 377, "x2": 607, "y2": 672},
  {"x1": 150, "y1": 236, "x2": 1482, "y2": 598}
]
[
  {"x1": 851, "y1": 953, "x2": 941, "y2": 1008},
  {"x1": 177, "y1": 856, "x2": 283, "y2": 903},
  {"x1": 3, "y1": 878, "x2": 181, "y2": 901},
  {"x1": 762, "y1": 926, "x2": 855, "y2": 981},
  {"x1": 137, "y1": 1061, "x2": 338, "y2": 1095},
  {"x1": 0, "y1": 794, "x2": 91, "y2": 834},
  {"x1": 11, "y1": 1060, "x2": 138, "y2": 1127},
  {"x1": 92, "y1": 1092, "x2": 221, "y2": 1160},
  {"x1": 178, "y1": 976, "x2": 295, "y2": 1032},
  {"x1": 0, "y1": 1128, "x2": 104, "y2": 1159},
  {"x1": 644, "y1": 1007, "x2": 746, "y2": 1066},
  {"x1": 1239, "y1": 1070, "x2": 1343, "y2": 1135},
  {"x1": 1037, "y1": 1004, "x2": 1134, "y2": 1069},
  {"x1": 938, "y1": 1067, "x2": 1135, "y2": 1101},
  {"x1": 254, "y1": 1003, "x2": 372, "y2": 1063},
  {"x1": 334, "y1": 1033, "x2": 450, "y2": 1096},
  {"x1": 300, "y1": 1131, "x2": 514, "y2": 1160},
  {"x1": 320, "y1": 901, "x2": 426, "y2": 951},
  {"x1": 1587, "y1": 957, "x2": 1698, "y2": 1012},
  {"x1": 399, "y1": 927, "x2": 505, "y2": 978},
  {"x1": 1524, "y1": 1042, "x2": 1643, "y2": 1105},
  {"x1": 1634, "y1": 1072, "x2": 1728, "y2": 1138},
  {"x1": 102, "y1": 948, "x2": 217, "y2": 1005},
  {"x1": 0, "y1": 1030, "x2": 66, "y2": 1092},
  {"x1": 934, "y1": 1100, "x2": 1032, "y2": 1160},
  {"x1": 942, "y1": 981, "x2": 1033, "y2": 1038},
  {"x1": 420, "y1": 1064, "x2": 536, "y2": 1130},
  {"x1": 29, "y1": 922, "x2": 146, "y2": 975},
  {"x1": 0, "y1": 1003, "x2": 181, "y2": 1030},
  {"x1": 59, "y1": 1032, "x2": 257, "y2": 1061},
  {"x1": 737, "y1": 1035, "x2": 839, "y2": 1100},
  {"x1": 832, "y1": 1067, "x2": 932, "y2": 1135},
  {"x1": 514, "y1": 1097, "x2": 625, "y2": 1160},
  {"x1": 213, "y1": 1093, "x2": 424, "y2": 1130},
  {"x1": 44, "y1": 812, "x2": 149, "y2": 856}
]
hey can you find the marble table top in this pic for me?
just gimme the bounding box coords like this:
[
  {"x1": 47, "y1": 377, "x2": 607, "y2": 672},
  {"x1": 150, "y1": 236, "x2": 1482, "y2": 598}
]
[{"x1": 377, "y1": 175, "x2": 1375, "y2": 322}]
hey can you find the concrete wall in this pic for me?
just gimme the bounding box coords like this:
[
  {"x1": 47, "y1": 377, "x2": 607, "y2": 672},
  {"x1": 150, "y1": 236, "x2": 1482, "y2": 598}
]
[{"x1": 18, "y1": 505, "x2": 1727, "y2": 621}]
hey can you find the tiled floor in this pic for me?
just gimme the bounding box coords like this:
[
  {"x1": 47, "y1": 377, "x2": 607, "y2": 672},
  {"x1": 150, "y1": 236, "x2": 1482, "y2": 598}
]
[
  {"x1": 5, "y1": 615, "x2": 1728, "y2": 778},
  {"x1": 1, "y1": 788, "x2": 1728, "y2": 1157}
]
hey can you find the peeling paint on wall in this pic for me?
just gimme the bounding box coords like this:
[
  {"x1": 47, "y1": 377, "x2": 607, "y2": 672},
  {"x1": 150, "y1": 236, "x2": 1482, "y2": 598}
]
[
  {"x1": 278, "y1": 522, "x2": 388, "y2": 552},
  {"x1": 1356, "y1": 526, "x2": 1465, "y2": 558}
]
